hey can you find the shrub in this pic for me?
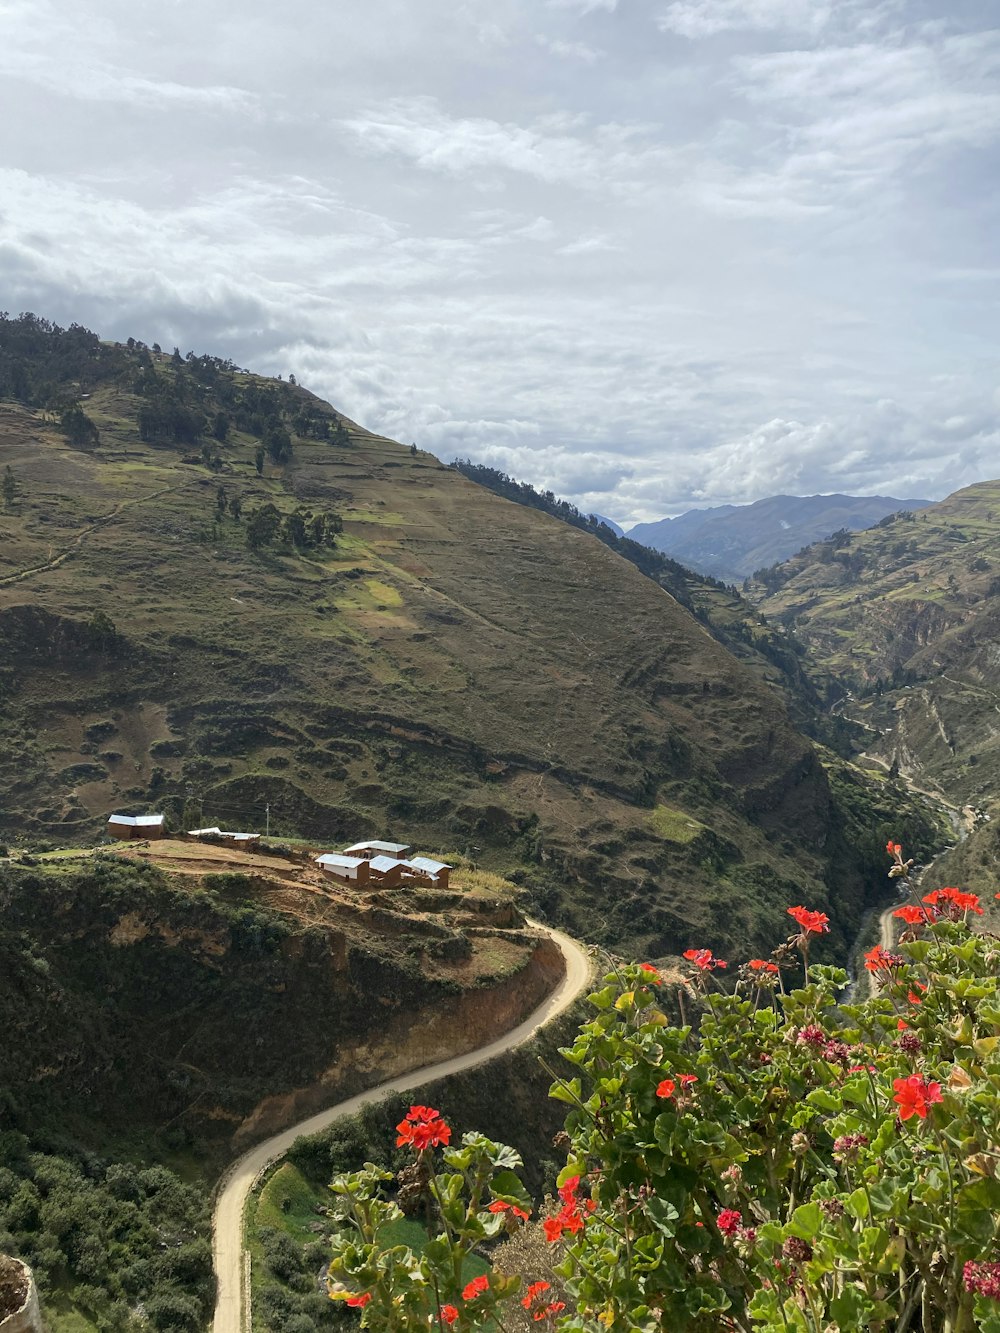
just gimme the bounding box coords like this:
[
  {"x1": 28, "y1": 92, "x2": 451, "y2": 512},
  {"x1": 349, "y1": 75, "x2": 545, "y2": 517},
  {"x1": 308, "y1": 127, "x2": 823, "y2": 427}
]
[{"x1": 327, "y1": 844, "x2": 1000, "y2": 1330}]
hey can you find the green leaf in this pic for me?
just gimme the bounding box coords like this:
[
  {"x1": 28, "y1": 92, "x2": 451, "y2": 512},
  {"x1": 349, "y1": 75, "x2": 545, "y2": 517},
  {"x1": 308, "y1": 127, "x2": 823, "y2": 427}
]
[
  {"x1": 787, "y1": 1202, "x2": 823, "y2": 1239},
  {"x1": 845, "y1": 1188, "x2": 869, "y2": 1220},
  {"x1": 805, "y1": 1088, "x2": 842, "y2": 1113},
  {"x1": 549, "y1": 1077, "x2": 583, "y2": 1105}
]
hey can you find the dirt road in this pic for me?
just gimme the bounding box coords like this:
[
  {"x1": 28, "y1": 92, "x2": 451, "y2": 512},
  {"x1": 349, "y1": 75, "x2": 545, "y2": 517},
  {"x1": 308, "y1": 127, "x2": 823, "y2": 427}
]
[{"x1": 211, "y1": 923, "x2": 591, "y2": 1333}]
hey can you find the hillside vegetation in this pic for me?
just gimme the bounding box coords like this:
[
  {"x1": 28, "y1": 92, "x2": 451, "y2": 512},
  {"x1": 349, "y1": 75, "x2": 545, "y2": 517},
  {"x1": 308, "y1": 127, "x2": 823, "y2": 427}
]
[
  {"x1": 752, "y1": 482, "x2": 1000, "y2": 810},
  {"x1": 0, "y1": 314, "x2": 941, "y2": 958}
]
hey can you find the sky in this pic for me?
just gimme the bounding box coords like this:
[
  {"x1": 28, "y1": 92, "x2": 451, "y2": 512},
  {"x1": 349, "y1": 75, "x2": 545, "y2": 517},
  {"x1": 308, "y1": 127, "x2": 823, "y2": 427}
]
[{"x1": 0, "y1": 0, "x2": 998, "y2": 525}]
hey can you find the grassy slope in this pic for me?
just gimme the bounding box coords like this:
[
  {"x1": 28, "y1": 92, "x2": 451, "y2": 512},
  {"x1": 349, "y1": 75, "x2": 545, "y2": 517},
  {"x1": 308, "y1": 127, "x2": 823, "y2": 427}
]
[
  {"x1": 0, "y1": 361, "x2": 932, "y2": 957},
  {"x1": 753, "y1": 482, "x2": 1000, "y2": 810}
]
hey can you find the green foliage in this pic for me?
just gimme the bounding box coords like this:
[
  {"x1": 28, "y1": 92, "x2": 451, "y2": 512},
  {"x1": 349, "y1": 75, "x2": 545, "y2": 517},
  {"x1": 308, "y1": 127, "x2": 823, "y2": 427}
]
[
  {"x1": 0, "y1": 1138, "x2": 212, "y2": 1333},
  {"x1": 2, "y1": 465, "x2": 16, "y2": 509},
  {"x1": 335, "y1": 865, "x2": 1000, "y2": 1330},
  {"x1": 59, "y1": 403, "x2": 100, "y2": 448}
]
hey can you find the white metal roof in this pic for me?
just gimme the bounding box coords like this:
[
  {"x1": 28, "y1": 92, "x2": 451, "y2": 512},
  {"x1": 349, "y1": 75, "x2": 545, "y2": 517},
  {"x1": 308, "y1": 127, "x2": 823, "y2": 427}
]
[
  {"x1": 406, "y1": 856, "x2": 450, "y2": 875},
  {"x1": 343, "y1": 840, "x2": 411, "y2": 854},
  {"x1": 316, "y1": 853, "x2": 366, "y2": 869},
  {"x1": 108, "y1": 814, "x2": 165, "y2": 827},
  {"x1": 368, "y1": 855, "x2": 404, "y2": 873},
  {"x1": 189, "y1": 827, "x2": 222, "y2": 836},
  {"x1": 219, "y1": 831, "x2": 260, "y2": 841}
]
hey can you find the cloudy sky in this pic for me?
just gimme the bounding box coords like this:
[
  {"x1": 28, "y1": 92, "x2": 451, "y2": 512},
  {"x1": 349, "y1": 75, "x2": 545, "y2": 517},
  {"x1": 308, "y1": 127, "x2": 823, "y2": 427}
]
[{"x1": 1, "y1": 0, "x2": 998, "y2": 523}]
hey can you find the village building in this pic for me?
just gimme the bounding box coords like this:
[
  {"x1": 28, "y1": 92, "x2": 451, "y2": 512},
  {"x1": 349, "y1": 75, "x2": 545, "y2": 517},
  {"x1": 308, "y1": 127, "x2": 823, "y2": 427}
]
[
  {"x1": 402, "y1": 856, "x2": 451, "y2": 889},
  {"x1": 366, "y1": 855, "x2": 405, "y2": 887},
  {"x1": 315, "y1": 853, "x2": 370, "y2": 885},
  {"x1": 342, "y1": 840, "x2": 413, "y2": 860},
  {"x1": 188, "y1": 828, "x2": 261, "y2": 845},
  {"x1": 107, "y1": 813, "x2": 165, "y2": 840}
]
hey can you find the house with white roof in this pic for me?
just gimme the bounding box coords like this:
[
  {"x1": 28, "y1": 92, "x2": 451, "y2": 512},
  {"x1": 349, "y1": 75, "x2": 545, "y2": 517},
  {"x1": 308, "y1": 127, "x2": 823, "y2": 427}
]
[
  {"x1": 107, "y1": 813, "x2": 166, "y2": 840},
  {"x1": 315, "y1": 853, "x2": 370, "y2": 885},
  {"x1": 343, "y1": 840, "x2": 413, "y2": 860},
  {"x1": 366, "y1": 855, "x2": 405, "y2": 887},
  {"x1": 188, "y1": 828, "x2": 261, "y2": 845},
  {"x1": 402, "y1": 856, "x2": 451, "y2": 889}
]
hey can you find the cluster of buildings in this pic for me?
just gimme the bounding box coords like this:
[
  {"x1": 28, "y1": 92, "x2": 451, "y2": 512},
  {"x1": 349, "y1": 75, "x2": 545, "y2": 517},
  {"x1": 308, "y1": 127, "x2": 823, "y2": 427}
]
[
  {"x1": 104, "y1": 815, "x2": 452, "y2": 891},
  {"x1": 316, "y1": 840, "x2": 451, "y2": 889}
]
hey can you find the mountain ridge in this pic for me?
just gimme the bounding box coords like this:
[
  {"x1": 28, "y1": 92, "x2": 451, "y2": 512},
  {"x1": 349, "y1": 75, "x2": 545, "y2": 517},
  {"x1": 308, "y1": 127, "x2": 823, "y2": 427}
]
[{"x1": 628, "y1": 492, "x2": 933, "y2": 582}]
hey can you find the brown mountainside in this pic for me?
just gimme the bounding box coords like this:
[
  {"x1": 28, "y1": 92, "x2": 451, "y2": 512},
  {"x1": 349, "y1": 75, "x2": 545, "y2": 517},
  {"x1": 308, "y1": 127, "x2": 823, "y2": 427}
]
[{"x1": 0, "y1": 339, "x2": 934, "y2": 956}]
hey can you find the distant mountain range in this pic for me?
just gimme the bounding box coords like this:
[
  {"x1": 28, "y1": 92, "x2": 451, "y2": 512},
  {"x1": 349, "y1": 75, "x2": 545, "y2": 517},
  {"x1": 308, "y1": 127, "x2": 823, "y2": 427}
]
[{"x1": 627, "y1": 494, "x2": 933, "y2": 582}]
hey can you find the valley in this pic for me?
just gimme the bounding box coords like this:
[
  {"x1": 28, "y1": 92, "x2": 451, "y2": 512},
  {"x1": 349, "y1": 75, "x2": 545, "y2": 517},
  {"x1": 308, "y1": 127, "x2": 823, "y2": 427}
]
[{"x1": 2, "y1": 315, "x2": 993, "y2": 1333}]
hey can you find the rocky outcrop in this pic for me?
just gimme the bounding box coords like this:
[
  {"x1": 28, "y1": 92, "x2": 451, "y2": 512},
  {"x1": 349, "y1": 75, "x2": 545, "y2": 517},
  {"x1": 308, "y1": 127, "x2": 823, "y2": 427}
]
[{"x1": 0, "y1": 1259, "x2": 42, "y2": 1333}]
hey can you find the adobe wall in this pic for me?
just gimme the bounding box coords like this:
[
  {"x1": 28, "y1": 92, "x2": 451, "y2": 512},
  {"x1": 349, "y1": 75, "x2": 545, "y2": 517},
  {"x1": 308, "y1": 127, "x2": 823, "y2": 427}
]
[{"x1": 0, "y1": 1259, "x2": 43, "y2": 1333}]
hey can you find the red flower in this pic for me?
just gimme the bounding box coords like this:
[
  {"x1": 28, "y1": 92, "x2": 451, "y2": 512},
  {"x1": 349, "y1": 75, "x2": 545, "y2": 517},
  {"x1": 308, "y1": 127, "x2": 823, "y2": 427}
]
[
  {"x1": 893, "y1": 904, "x2": 929, "y2": 925},
  {"x1": 522, "y1": 1282, "x2": 550, "y2": 1309},
  {"x1": 864, "y1": 945, "x2": 902, "y2": 973},
  {"x1": 923, "y1": 887, "x2": 983, "y2": 916},
  {"x1": 892, "y1": 1074, "x2": 943, "y2": 1121},
  {"x1": 886, "y1": 840, "x2": 902, "y2": 856},
  {"x1": 717, "y1": 1209, "x2": 742, "y2": 1236},
  {"x1": 787, "y1": 906, "x2": 830, "y2": 934},
  {"x1": 462, "y1": 1275, "x2": 489, "y2": 1301},
  {"x1": 964, "y1": 1261, "x2": 1000, "y2": 1300},
  {"x1": 396, "y1": 1116, "x2": 452, "y2": 1150},
  {"x1": 441, "y1": 1306, "x2": 459, "y2": 1326},
  {"x1": 640, "y1": 963, "x2": 662, "y2": 984},
  {"x1": 543, "y1": 1216, "x2": 564, "y2": 1242},
  {"x1": 907, "y1": 982, "x2": 927, "y2": 1005},
  {"x1": 656, "y1": 1078, "x2": 676, "y2": 1098},
  {"x1": 683, "y1": 947, "x2": 728, "y2": 971},
  {"x1": 749, "y1": 958, "x2": 779, "y2": 974},
  {"x1": 345, "y1": 1292, "x2": 371, "y2": 1308},
  {"x1": 488, "y1": 1200, "x2": 530, "y2": 1220},
  {"x1": 679, "y1": 1073, "x2": 698, "y2": 1086}
]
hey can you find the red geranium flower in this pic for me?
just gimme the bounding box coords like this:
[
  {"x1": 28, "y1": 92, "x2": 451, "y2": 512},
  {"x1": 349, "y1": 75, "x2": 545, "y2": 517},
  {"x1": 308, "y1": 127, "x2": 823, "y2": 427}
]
[
  {"x1": 683, "y1": 947, "x2": 728, "y2": 971},
  {"x1": 395, "y1": 1106, "x2": 452, "y2": 1150},
  {"x1": 522, "y1": 1282, "x2": 550, "y2": 1309},
  {"x1": 717, "y1": 1209, "x2": 742, "y2": 1236},
  {"x1": 656, "y1": 1078, "x2": 675, "y2": 1098},
  {"x1": 345, "y1": 1292, "x2": 371, "y2": 1308},
  {"x1": 787, "y1": 906, "x2": 830, "y2": 934},
  {"x1": 893, "y1": 904, "x2": 929, "y2": 925},
  {"x1": 864, "y1": 945, "x2": 902, "y2": 973},
  {"x1": 640, "y1": 962, "x2": 662, "y2": 984},
  {"x1": 893, "y1": 1074, "x2": 943, "y2": 1121},
  {"x1": 749, "y1": 958, "x2": 779, "y2": 973},
  {"x1": 462, "y1": 1275, "x2": 489, "y2": 1301},
  {"x1": 488, "y1": 1200, "x2": 530, "y2": 1220},
  {"x1": 886, "y1": 840, "x2": 902, "y2": 857},
  {"x1": 441, "y1": 1306, "x2": 459, "y2": 1326}
]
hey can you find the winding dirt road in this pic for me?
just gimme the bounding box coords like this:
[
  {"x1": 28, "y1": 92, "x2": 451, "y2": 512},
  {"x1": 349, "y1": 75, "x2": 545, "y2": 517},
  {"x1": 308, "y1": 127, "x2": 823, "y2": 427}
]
[{"x1": 211, "y1": 924, "x2": 592, "y2": 1333}]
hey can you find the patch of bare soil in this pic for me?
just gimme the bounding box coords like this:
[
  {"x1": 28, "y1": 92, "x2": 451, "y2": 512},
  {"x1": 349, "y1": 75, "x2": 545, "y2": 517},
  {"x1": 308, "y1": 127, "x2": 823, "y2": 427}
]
[{"x1": 0, "y1": 1255, "x2": 29, "y2": 1320}]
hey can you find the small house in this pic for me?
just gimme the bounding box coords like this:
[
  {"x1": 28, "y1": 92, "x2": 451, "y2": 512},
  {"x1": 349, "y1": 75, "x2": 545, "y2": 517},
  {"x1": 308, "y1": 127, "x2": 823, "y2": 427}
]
[
  {"x1": 367, "y1": 855, "x2": 404, "y2": 887},
  {"x1": 107, "y1": 814, "x2": 166, "y2": 841},
  {"x1": 188, "y1": 827, "x2": 222, "y2": 840},
  {"x1": 188, "y1": 828, "x2": 261, "y2": 846},
  {"x1": 315, "y1": 853, "x2": 370, "y2": 885},
  {"x1": 343, "y1": 840, "x2": 413, "y2": 860},
  {"x1": 402, "y1": 856, "x2": 451, "y2": 889}
]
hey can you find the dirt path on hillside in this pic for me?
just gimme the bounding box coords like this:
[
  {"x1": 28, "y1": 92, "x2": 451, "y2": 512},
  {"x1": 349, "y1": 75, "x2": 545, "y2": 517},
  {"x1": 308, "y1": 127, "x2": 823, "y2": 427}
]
[
  {"x1": 0, "y1": 480, "x2": 195, "y2": 588},
  {"x1": 210, "y1": 923, "x2": 592, "y2": 1333}
]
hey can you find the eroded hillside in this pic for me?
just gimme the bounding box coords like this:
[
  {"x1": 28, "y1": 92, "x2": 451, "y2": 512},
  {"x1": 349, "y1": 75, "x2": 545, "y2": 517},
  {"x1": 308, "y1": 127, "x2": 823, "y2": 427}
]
[
  {"x1": 0, "y1": 322, "x2": 939, "y2": 955},
  {"x1": 753, "y1": 482, "x2": 1000, "y2": 812}
]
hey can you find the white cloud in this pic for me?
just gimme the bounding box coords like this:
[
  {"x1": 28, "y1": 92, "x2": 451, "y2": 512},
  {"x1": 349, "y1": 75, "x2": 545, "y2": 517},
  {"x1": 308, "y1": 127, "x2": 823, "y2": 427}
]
[
  {"x1": 657, "y1": 0, "x2": 831, "y2": 39},
  {"x1": 0, "y1": 0, "x2": 997, "y2": 525}
]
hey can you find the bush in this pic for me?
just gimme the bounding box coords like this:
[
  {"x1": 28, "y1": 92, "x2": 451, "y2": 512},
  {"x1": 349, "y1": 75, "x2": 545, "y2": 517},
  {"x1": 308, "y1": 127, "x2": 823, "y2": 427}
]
[{"x1": 327, "y1": 844, "x2": 1000, "y2": 1330}]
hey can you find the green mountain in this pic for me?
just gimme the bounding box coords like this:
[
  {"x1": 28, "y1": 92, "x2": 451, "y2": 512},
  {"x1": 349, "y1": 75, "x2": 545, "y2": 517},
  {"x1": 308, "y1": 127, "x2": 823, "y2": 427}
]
[
  {"x1": 753, "y1": 481, "x2": 1000, "y2": 812},
  {"x1": 0, "y1": 315, "x2": 939, "y2": 958}
]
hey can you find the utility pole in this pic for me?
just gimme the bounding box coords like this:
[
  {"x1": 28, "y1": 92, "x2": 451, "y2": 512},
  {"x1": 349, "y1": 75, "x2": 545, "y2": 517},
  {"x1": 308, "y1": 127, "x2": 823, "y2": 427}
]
[{"x1": 265, "y1": 803, "x2": 270, "y2": 837}]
